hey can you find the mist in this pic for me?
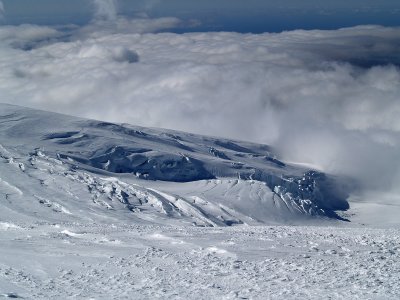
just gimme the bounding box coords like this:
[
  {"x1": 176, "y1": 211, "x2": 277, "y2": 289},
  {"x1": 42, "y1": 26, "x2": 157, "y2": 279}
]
[
  {"x1": 0, "y1": 1, "x2": 5, "y2": 21},
  {"x1": 0, "y1": 6, "x2": 399, "y2": 199},
  {"x1": 92, "y1": 0, "x2": 118, "y2": 21}
]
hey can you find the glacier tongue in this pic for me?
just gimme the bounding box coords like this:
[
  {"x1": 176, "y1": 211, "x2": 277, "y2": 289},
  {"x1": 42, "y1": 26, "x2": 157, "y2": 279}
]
[{"x1": 0, "y1": 103, "x2": 350, "y2": 225}]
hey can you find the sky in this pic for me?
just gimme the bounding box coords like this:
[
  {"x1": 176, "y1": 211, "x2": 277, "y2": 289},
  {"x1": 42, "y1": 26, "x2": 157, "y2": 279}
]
[
  {"x1": 0, "y1": 0, "x2": 400, "y2": 199},
  {"x1": 1, "y1": 0, "x2": 400, "y2": 32}
]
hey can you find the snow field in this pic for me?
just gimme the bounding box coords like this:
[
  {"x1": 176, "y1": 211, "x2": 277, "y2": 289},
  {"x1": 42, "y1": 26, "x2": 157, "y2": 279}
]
[{"x1": 0, "y1": 222, "x2": 399, "y2": 299}]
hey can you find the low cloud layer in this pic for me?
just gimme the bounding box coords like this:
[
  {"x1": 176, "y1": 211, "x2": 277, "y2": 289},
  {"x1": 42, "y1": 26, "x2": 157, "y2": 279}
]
[{"x1": 0, "y1": 16, "x2": 400, "y2": 196}]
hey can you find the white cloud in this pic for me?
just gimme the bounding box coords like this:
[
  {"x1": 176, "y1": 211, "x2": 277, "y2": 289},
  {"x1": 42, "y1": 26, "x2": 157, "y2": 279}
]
[
  {"x1": 0, "y1": 24, "x2": 61, "y2": 49},
  {"x1": 0, "y1": 1, "x2": 5, "y2": 21},
  {"x1": 0, "y1": 20, "x2": 400, "y2": 195},
  {"x1": 75, "y1": 16, "x2": 182, "y2": 39},
  {"x1": 92, "y1": 0, "x2": 118, "y2": 21}
]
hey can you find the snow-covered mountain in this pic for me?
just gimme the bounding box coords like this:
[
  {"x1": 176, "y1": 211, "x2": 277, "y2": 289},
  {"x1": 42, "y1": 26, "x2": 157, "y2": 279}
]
[
  {"x1": 0, "y1": 103, "x2": 350, "y2": 227},
  {"x1": 2, "y1": 104, "x2": 400, "y2": 300}
]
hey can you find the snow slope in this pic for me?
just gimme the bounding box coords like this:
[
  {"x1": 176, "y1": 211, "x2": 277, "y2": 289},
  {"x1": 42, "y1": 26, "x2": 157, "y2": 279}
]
[
  {"x1": 0, "y1": 103, "x2": 350, "y2": 227},
  {"x1": 2, "y1": 104, "x2": 400, "y2": 299}
]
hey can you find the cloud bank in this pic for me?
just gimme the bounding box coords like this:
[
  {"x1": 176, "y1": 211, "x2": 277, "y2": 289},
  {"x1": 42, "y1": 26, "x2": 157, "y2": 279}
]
[{"x1": 0, "y1": 17, "x2": 400, "y2": 197}]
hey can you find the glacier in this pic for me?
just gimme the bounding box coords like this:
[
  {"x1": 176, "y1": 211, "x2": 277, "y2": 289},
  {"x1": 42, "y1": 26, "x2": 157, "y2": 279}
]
[
  {"x1": 0, "y1": 103, "x2": 350, "y2": 226},
  {"x1": 1, "y1": 103, "x2": 400, "y2": 299}
]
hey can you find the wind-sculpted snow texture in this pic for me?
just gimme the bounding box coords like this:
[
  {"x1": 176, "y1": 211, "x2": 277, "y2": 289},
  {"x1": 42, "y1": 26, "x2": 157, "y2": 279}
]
[
  {"x1": 0, "y1": 103, "x2": 349, "y2": 226},
  {"x1": 1, "y1": 222, "x2": 400, "y2": 299}
]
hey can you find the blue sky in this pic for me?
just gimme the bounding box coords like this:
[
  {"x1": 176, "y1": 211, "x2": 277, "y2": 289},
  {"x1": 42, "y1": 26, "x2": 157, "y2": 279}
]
[{"x1": 1, "y1": 0, "x2": 400, "y2": 32}]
